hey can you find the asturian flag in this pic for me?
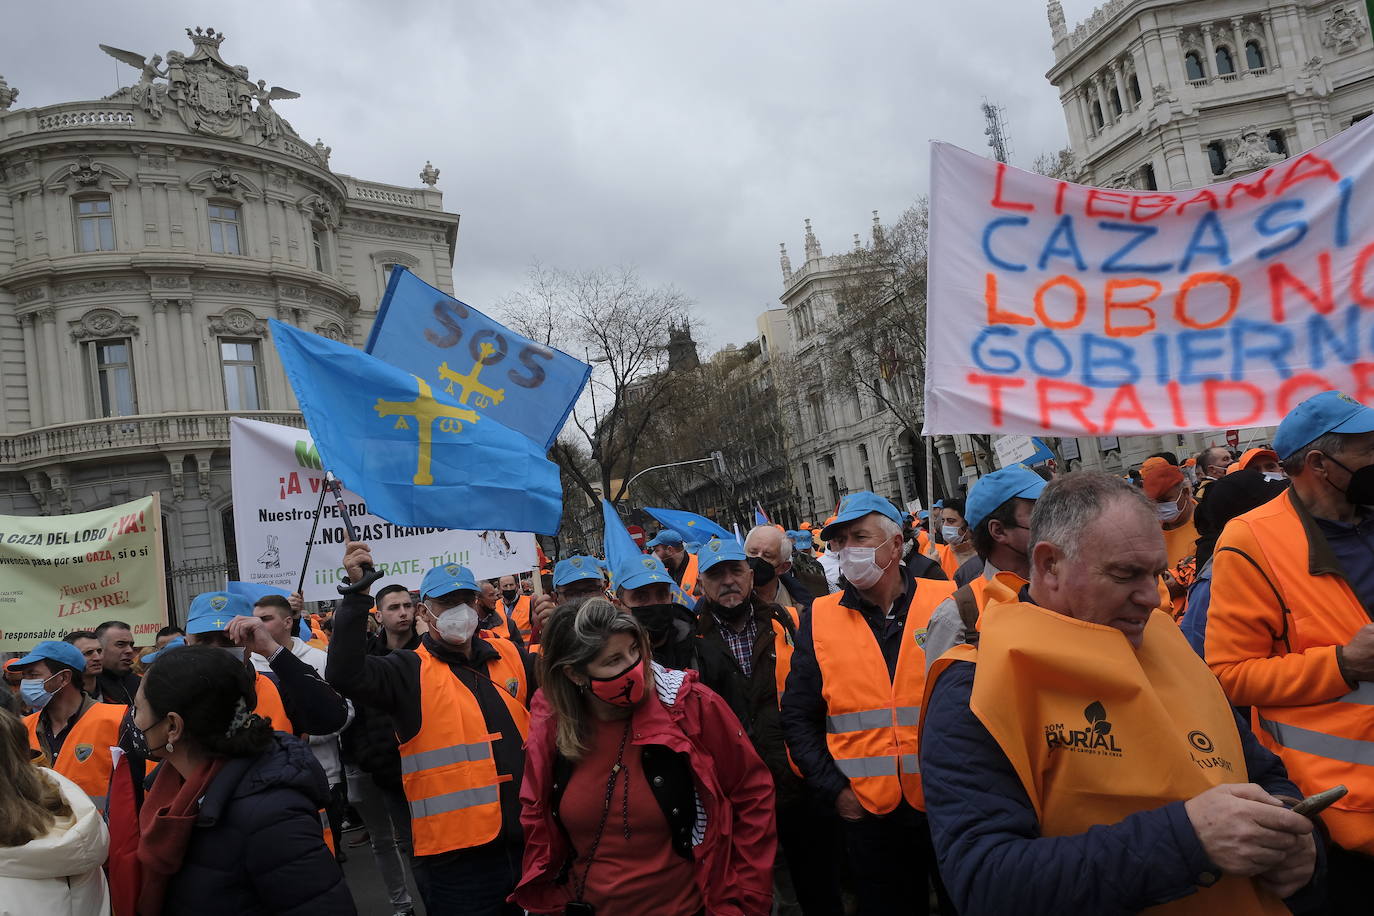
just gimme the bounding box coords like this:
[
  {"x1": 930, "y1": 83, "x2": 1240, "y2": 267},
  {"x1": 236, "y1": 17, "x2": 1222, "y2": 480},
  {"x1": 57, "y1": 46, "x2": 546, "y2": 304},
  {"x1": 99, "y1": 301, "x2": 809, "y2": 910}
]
[
  {"x1": 366, "y1": 267, "x2": 590, "y2": 450},
  {"x1": 271, "y1": 320, "x2": 562, "y2": 535}
]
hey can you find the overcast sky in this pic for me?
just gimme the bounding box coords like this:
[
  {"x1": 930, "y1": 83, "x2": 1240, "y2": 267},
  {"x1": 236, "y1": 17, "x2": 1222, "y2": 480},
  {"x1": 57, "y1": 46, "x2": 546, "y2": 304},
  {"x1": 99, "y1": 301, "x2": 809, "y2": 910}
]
[{"x1": 4, "y1": 0, "x2": 1103, "y2": 352}]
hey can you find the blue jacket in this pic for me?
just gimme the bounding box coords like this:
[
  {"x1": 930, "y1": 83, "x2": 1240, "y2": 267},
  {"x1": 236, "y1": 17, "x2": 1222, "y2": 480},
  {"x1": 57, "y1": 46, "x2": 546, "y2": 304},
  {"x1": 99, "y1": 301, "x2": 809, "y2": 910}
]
[
  {"x1": 921, "y1": 661, "x2": 1322, "y2": 915},
  {"x1": 160, "y1": 733, "x2": 356, "y2": 915},
  {"x1": 1180, "y1": 557, "x2": 1214, "y2": 658}
]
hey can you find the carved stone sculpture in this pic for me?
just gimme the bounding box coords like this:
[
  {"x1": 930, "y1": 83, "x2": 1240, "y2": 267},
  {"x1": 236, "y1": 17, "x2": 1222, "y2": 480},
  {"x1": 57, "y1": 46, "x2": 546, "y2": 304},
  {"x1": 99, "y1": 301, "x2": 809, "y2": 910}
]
[
  {"x1": 99, "y1": 44, "x2": 168, "y2": 118},
  {"x1": 419, "y1": 161, "x2": 440, "y2": 186},
  {"x1": 1226, "y1": 126, "x2": 1283, "y2": 175},
  {"x1": 0, "y1": 74, "x2": 17, "y2": 111},
  {"x1": 1321, "y1": 6, "x2": 1367, "y2": 54}
]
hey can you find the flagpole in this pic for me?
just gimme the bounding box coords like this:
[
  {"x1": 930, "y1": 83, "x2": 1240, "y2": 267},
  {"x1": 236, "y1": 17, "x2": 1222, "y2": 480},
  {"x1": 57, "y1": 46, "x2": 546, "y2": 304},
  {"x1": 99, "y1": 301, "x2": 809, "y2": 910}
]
[
  {"x1": 296, "y1": 480, "x2": 330, "y2": 596},
  {"x1": 325, "y1": 472, "x2": 382, "y2": 595}
]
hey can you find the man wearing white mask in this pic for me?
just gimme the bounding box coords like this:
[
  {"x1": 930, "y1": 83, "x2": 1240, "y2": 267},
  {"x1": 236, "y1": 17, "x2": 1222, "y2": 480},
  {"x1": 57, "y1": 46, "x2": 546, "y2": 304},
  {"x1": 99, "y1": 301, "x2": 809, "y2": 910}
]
[
  {"x1": 780, "y1": 491, "x2": 951, "y2": 916},
  {"x1": 326, "y1": 550, "x2": 533, "y2": 916}
]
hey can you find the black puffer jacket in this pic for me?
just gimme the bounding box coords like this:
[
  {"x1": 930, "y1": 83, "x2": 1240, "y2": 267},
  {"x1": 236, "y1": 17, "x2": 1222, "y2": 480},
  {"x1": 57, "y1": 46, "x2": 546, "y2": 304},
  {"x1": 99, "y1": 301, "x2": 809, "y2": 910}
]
[{"x1": 160, "y1": 733, "x2": 356, "y2": 915}]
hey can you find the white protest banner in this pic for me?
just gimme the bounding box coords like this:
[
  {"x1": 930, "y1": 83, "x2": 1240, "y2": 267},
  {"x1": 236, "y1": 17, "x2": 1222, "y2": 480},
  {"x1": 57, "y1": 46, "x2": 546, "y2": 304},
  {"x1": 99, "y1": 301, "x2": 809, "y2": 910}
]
[
  {"x1": 924, "y1": 118, "x2": 1374, "y2": 436},
  {"x1": 0, "y1": 494, "x2": 166, "y2": 651},
  {"x1": 230, "y1": 418, "x2": 538, "y2": 601}
]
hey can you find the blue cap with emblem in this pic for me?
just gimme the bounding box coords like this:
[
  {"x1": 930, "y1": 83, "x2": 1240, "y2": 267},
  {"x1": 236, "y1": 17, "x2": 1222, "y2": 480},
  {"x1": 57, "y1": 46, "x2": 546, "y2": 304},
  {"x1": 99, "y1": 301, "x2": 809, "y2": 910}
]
[
  {"x1": 553, "y1": 555, "x2": 604, "y2": 588},
  {"x1": 13, "y1": 639, "x2": 87, "y2": 673},
  {"x1": 820, "y1": 491, "x2": 905, "y2": 540},
  {"x1": 614, "y1": 553, "x2": 673, "y2": 592},
  {"x1": 186, "y1": 590, "x2": 254, "y2": 635},
  {"x1": 965, "y1": 464, "x2": 1048, "y2": 529},
  {"x1": 140, "y1": 636, "x2": 186, "y2": 665},
  {"x1": 697, "y1": 537, "x2": 748, "y2": 574},
  {"x1": 419, "y1": 562, "x2": 479, "y2": 599},
  {"x1": 646, "y1": 528, "x2": 684, "y2": 548},
  {"x1": 1273, "y1": 390, "x2": 1374, "y2": 460}
]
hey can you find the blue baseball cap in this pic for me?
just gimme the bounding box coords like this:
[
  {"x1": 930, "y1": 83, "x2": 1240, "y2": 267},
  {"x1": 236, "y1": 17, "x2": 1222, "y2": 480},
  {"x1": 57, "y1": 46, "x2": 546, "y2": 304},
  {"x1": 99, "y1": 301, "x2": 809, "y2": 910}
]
[
  {"x1": 419, "y1": 562, "x2": 479, "y2": 599},
  {"x1": 186, "y1": 590, "x2": 254, "y2": 634},
  {"x1": 820, "y1": 491, "x2": 905, "y2": 540},
  {"x1": 13, "y1": 639, "x2": 87, "y2": 673},
  {"x1": 697, "y1": 537, "x2": 748, "y2": 574},
  {"x1": 554, "y1": 555, "x2": 604, "y2": 588},
  {"x1": 140, "y1": 636, "x2": 186, "y2": 665},
  {"x1": 918, "y1": 510, "x2": 929, "y2": 520},
  {"x1": 646, "y1": 529, "x2": 684, "y2": 548},
  {"x1": 614, "y1": 553, "x2": 673, "y2": 592},
  {"x1": 1274, "y1": 390, "x2": 1374, "y2": 460},
  {"x1": 966, "y1": 465, "x2": 1047, "y2": 529}
]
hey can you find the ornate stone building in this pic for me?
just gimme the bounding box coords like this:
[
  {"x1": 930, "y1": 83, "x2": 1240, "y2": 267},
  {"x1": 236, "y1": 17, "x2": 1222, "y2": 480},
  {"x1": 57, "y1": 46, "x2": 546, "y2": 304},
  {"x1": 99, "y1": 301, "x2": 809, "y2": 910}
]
[
  {"x1": 0, "y1": 28, "x2": 459, "y2": 617},
  {"x1": 1042, "y1": 0, "x2": 1373, "y2": 470}
]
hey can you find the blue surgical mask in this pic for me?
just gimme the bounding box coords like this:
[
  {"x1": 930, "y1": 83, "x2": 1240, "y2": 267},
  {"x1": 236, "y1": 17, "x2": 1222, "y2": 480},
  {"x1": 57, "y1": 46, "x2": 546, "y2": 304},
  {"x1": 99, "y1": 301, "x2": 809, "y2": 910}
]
[{"x1": 20, "y1": 674, "x2": 58, "y2": 709}]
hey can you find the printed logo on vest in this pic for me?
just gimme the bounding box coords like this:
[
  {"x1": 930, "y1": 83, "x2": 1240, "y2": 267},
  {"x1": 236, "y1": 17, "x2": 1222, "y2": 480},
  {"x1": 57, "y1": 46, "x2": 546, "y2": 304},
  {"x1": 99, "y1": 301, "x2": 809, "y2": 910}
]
[
  {"x1": 912, "y1": 625, "x2": 929, "y2": 648},
  {"x1": 505, "y1": 677, "x2": 519, "y2": 698},
  {"x1": 74, "y1": 743, "x2": 94, "y2": 762},
  {"x1": 1187, "y1": 729, "x2": 1235, "y2": 773},
  {"x1": 1044, "y1": 701, "x2": 1123, "y2": 757}
]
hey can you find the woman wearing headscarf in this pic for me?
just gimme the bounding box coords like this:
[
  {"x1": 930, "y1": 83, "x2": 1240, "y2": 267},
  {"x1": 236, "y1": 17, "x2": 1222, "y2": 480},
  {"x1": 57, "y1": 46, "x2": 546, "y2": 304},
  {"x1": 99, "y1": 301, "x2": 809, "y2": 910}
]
[{"x1": 513, "y1": 599, "x2": 776, "y2": 916}]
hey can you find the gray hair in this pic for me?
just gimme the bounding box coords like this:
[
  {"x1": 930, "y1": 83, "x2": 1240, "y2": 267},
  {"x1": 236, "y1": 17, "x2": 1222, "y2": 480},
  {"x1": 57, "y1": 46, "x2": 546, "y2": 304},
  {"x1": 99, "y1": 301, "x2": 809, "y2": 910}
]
[
  {"x1": 1029, "y1": 472, "x2": 1154, "y2": 559},
  {"x1": 745, "y1": 524, "x2": 789, "y2": 552},
  {"x1": 1280, "y1": 431, "x2": 1346, "y2": 477}
]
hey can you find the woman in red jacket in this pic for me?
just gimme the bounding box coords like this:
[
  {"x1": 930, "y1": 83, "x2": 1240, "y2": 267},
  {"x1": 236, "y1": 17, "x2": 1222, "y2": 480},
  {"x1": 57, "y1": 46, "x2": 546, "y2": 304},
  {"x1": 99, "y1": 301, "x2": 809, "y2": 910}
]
[{"x1": 513, "y1": 598, "x2": 776, "y2": 916}]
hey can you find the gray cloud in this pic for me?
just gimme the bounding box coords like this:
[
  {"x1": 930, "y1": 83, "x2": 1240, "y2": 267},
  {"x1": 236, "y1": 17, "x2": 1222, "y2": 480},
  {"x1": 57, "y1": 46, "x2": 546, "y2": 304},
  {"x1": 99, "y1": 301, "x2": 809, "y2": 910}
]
[{"x1": 3, "y1": 0, "x2": 1101, "y2": 350}]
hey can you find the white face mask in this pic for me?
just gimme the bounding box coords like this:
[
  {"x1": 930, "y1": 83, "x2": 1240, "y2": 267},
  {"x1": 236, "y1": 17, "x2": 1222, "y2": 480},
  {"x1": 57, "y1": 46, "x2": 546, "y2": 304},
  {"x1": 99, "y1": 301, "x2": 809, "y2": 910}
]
[
  {"x1": 433, "y1": 603, "x2": 479, "y2": 644},
  {"x1": 940, "y1": 524, "x2": 964, "y2": 546},
  {"x1": 1262, "y1": 471, "x2": 1287, "y2": 483},
  {"x1": 837, "y1": 544, "x2": 893, "y2": 589},
  {"x1": 1156, "y1": 501, "x2": 1181, "y2": 523}
]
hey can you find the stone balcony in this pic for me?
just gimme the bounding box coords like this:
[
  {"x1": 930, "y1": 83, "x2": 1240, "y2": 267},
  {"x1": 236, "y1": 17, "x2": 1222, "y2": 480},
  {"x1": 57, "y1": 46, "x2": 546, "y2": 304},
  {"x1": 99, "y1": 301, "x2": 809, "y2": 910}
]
[{"x1": 0, "y1": 410, "x2": 305, "y2": 470}]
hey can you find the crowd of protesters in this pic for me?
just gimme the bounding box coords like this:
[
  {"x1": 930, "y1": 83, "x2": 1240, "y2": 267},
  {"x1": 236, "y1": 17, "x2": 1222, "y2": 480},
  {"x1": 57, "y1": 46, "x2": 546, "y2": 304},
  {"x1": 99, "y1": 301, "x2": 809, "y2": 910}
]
[{"x1": 3, "y1": 389, "x2": 1373, "y2": 915}]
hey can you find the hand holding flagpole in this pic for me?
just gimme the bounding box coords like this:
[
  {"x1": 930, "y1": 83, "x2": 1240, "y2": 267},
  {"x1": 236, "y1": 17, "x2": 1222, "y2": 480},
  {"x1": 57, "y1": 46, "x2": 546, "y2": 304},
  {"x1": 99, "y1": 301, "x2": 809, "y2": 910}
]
[{"x1": 327, "y1": 471, "x2": 382, "y2": 595}]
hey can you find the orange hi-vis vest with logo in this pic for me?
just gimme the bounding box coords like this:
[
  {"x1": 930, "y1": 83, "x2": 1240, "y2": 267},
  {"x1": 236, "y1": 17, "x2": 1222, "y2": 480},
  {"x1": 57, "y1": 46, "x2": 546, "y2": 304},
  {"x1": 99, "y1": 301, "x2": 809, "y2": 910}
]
[
  {"x1": 1207, "y1": 489, "x2": 1374, "y2": 855},
  {"x1": 25, "y1": 702, "x2": 126, "y2": 813},
  {"x1": 923, "y1": 582, "x2": 1287, "y2": 915},
  {"x1": 501, "y1": 595, "x2": 536, "y2": 646},
  {"x1": 679, "y1": 552, "x2": 699, "y2": 598},
  {"x1": 811, "y1": 578, "x2": 956, "y2": 813},
  {"x1": 399, "y1": 639, "x2": 530, "y2": 856}
]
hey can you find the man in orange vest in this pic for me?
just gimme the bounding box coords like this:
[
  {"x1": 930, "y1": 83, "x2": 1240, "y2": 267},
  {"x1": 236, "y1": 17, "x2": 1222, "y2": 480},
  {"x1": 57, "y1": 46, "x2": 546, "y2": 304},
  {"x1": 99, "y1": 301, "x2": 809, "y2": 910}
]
[
  {"x1": 496, "y1": 574, "x2": 537, "y2": 647},
  {"x1": 695, "y1": 537, "x2": 843, "y2": 916},
  {"x1": 15, "y1": 639, "x2": 125, "y2": 812},
  {"x1": 924, "y1": 463, "x2": 1044, "y2": 667},
  {"x1": 327, "y1": 549, "x2": 532, "y2": 916},
  {"x1": 921, "y1": 472, "x2": 1319, "y2": 914},
  {"x1": 1207, "y1": 390, "x2": 1374, "y2": 913},
  {"x1": 649, "y1": 528, "x2": 700, "y2": 599},
  {"x1": 779, "y1": 491, "x2": 954, "y2": 916}
]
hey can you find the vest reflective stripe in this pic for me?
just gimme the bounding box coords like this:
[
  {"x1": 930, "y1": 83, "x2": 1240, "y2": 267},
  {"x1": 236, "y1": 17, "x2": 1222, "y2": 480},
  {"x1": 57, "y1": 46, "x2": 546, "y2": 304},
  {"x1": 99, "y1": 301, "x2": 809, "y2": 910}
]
[
  {"x1": 409, "y1": 783, "x2": 501, "y2": 819},
  {"x1": 24, "y1": 703, "x2": 125, "y2": 807},
  {"x1": 834, "y1": 755, "x2": 898, "y2": 777},
  {"x1": 1258, "y1": 715, "x2": 1374, "y2": 766},
  {"x1": 400, "y1": 740, "x2": 494, "y2": 774},
  {"x1": 925, "y1": 581, "x2": 1289, "y2": 915},
  {"x1": 398, "y1": 642, "x2": 530, "y2": 856},
  {"x1": 812, "y1": 579, "x2": 955, "y2": 814},
  {"x1": 1212, "y1": 490, "x2": 1374, "y2": 855}
]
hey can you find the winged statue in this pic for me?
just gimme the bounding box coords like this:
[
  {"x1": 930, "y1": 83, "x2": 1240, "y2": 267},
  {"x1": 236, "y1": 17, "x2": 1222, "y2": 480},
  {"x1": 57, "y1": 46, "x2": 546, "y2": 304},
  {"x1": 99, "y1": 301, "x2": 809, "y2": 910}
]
[
  {"x1": 99, "y1": 44, "x2": 167, "y2": 117},
  {"x1": 250, "y1": 79, "x2": 300, "y2": 139}
]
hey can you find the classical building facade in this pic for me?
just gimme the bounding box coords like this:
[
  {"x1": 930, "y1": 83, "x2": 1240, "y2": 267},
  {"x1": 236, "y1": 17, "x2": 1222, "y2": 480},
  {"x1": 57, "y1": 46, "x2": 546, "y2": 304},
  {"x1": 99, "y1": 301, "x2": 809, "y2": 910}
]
[
  {"x1": 1040, "y1": 0, "x2": 1374, "y2": 470},
  {"x1": 776, "y1": 219, "x2": 927, "y2": 519},
  {"x1": 0, "y1": 28, "x2": 459, "y2": 617}
]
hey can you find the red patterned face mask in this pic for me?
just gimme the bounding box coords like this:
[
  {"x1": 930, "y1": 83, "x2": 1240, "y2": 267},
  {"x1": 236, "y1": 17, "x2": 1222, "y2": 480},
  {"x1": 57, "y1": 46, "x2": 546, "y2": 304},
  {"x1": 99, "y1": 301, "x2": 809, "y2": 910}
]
[{"x1": 588, "y1": 654, "x2": 646, "y2": 707}]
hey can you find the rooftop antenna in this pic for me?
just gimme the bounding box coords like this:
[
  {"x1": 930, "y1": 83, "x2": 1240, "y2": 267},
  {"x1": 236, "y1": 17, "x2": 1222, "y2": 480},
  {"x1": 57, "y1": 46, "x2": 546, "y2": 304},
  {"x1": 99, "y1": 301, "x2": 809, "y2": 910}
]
[{"x1": 981, "y1": 97, "x2": 1013, "y2": 165}]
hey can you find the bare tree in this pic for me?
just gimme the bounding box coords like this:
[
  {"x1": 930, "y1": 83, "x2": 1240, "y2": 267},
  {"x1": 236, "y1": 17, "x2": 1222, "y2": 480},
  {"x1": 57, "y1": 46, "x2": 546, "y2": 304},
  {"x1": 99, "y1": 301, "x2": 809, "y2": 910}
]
[{"x1": 502, "y1": 264, "x2": 693, "y2": 507}]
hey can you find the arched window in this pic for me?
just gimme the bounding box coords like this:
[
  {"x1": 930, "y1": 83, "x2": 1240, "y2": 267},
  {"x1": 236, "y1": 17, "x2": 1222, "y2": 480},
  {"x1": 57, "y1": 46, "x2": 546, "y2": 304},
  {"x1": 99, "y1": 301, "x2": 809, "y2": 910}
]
[
  {"x1": 1206, "y1": 140, "x2": 1228, "y2": 175},
  {"x1": 1267, "y1": 130, "x2": 1289, "y2": 156},
  {"x1": 1215, "y1": 46, "x2": 1235, "y2": 75},
  {"x1": 1185, "y1": 51, "x2": 1206, "y2": 81},
  {"x1": 1246, "y1": 40, "x2": 1266, "y2": 70},
  {"x1": 1129, "y1": 74, "x2": 1142, "y2": 104},
  {"x1": 1110, "y1": 88, "x2": 1123, "y2": 117},
  {"x1": 1092, "y1": 100, "x2": 1105, "y2": 129}
]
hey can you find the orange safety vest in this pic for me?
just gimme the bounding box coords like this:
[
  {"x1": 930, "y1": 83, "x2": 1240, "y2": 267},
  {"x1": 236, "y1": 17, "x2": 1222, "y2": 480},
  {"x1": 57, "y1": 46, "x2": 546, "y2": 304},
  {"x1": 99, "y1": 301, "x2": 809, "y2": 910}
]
[
  {"x1": 772, "y1": 605, "x2": 802, "y2": 778},
  {"x1": 398, "y1": 639, "x2": 530, "y2": 856},
  {"x1": 811, "y1": 579, "x2": 955, "y2": 813},
  {"x1": 924, "y1": 586, "x2": 1287, "y2": 915},
  {"x1": 679, "y1": 552, "x2": 699, "y2": 598},
  {"x1": 25, "y1": 702, "x2": 125, "y2": 813},
  {"x1": 254, "y1": 671, "x2": 295, "y2": 734},
  {"x1": 1207, "y1": 489, "x2": 1374, "y2": 855},
  {"x1": 501, "y1": 594, "x2": 536, "y2": 646}
]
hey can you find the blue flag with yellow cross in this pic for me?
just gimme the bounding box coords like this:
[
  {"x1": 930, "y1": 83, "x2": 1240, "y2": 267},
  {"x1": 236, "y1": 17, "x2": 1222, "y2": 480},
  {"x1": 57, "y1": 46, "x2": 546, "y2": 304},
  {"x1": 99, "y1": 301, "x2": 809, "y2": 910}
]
[
  {"x1": 365, "y1": 267, "x2": 591, "y2": 451},
  {"x1": 271, "y1": 320, "x2": 562, "y2": 535}
]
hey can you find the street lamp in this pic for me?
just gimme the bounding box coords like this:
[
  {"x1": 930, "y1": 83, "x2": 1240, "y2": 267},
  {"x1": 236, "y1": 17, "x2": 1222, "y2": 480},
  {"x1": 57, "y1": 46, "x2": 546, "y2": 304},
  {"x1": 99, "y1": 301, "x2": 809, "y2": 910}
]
[{"x1": 624, "y1": 451, "x2": 727, "y2": 500}]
